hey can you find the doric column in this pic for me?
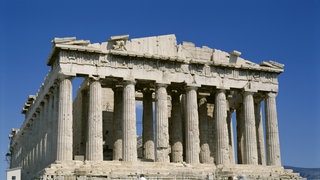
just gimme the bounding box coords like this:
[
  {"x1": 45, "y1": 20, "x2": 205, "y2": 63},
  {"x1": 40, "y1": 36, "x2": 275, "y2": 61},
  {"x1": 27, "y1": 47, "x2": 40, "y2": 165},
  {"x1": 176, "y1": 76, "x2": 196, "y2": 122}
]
[
  {"x1": 113, "y1": 85, "x2": 123, "y2": 161},
  {"x1": 199, "y1": 97, "x2": 211, "y2": 164},
  {"x1": 51, "y1": 84, "x2": 59, "y2": 162},
  {"x1": 236, "y1": 105, "x2": 245, "y2": 164},
  {"x1": 81, "y1": 89, "x2": 89, "y2": 156},
  {"x1": 265, "y1": 92, "x2": 281, "y2": 166},
  {"x1": 86, "y1": 78, "x2": 103, "y2": 161},
  {"x1": 243, "y1": 91, "x2": 258, "y2": 165},
  {"x1": 46, "y1": 91, "x2": 53, "y2": 165},
  {"x1": 185, "y1": 86, "x2": 200, "y2": 164},
  {"x1": 56, "y1": 77, "x2": 73, "y2": 161},
  {"x1": 143, "y1": 89, "x2": 155, "y2": 161},
  {"x1": 170, "y1": 91, "x2": 183, "y2": 163},
  {"x1": 122, "y1": 80, "x2": 137, "y2": 162},
  {"x1": 180, "y1": 94, "x2": 187, "y2": 161},
  {"x1": 215, "y1": 89, "x2": 230, "y2": 165},
  {"x1": 255, "y1": 99, "x2": 266, "y2": 165},
  {"x1": 42, "y1": 97, "x2": 49, "y2": 168},
  {"x1": 227, "y1": 110, "x2": 235, "y2": 164},
  {"x1": 155, "y1": 83, "x2": 170, "y2": 162}
]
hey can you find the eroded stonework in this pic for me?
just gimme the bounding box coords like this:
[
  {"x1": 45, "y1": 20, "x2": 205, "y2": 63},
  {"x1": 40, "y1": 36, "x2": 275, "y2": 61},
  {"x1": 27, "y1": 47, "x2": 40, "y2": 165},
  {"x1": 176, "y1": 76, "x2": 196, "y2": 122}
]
[{"x1": 7, "y1": 34, "x2": 303, "y2": 179}]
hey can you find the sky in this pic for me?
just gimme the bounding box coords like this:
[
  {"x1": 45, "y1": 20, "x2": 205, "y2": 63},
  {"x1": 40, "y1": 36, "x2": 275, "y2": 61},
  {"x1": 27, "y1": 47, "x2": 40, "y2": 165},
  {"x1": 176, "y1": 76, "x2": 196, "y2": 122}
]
[{"x1": 0, "y1": 0, "x2": 319, "y2": 177}]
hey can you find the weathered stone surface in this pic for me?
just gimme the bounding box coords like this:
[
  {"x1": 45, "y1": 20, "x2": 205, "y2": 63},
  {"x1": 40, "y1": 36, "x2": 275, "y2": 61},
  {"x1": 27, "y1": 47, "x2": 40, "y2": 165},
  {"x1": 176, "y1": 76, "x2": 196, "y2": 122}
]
[
  {"x1": 142, "y1": 89, "x2": 155, "y2": 161},
  {"x1": 215, "y1": 90, "x2": 230, "y2": 165},
  {"x1": 122, "y1": 80, "x2": 137, "y2": 162},
  {"x1": 86, "y1": 79, "x2": 103, "y2": 161},
  {"x1": 7, "y1": 34, "x2": 300, "y2": 179},
  {"x1": 155, "y1": 84, "x2": 170, "y2": 162}
]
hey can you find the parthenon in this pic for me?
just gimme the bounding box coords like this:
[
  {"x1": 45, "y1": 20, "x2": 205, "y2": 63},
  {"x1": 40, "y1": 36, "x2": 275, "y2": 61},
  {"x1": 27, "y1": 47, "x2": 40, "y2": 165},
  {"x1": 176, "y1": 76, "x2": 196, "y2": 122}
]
[{"x1": 7, "y1": 34, "x2": 302, "y2": 179}]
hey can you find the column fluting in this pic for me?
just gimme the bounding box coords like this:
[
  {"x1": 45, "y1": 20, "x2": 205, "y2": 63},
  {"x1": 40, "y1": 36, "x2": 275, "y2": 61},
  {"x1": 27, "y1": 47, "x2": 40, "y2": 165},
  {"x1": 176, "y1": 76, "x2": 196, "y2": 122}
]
[
  {"x1": 155, "y1": 83, "x2": 170, "y2": 162},
  {"x1": 243, "y1": 91, "x2": 258, "y2": 165},
  {"x1": 215, "y1": 89, "x2": 230, "y2": 165},
  {"x1": 185, "y1": 86, "x2": 200, "y2": 164},
  {"x1": 122, "y1": 80, "x2": 137, "y2": 162},
  {"x1": 86, "y1": 79, "x2": 103, "y2": 161},
  {"x1": 255, "y1": 99, "x2": 266, "y2": 165},
  {"x1": 56, "y1": 77, "x2": 73, "y2": 161},
  {"x1": 265, "y1": 92, "x2": 281, "y2": 166}
]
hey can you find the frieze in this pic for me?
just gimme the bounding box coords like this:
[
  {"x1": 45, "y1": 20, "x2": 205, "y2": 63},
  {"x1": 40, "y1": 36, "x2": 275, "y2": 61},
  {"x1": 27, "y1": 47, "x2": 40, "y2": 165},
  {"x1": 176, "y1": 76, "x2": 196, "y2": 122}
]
[
  {"x1": 58, "y1": 52, "x2": 278, "y2": 84},
  {"x1": 60, "y1": 51, "x2": 100, "y2": 64}
]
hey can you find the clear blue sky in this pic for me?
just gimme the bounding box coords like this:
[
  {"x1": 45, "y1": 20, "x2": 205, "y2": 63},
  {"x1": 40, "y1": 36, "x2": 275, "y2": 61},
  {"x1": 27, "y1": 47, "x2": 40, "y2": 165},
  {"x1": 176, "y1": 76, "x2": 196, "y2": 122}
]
[{"x1": 1, "y1": 0, "x2": 319, "y2": 177}]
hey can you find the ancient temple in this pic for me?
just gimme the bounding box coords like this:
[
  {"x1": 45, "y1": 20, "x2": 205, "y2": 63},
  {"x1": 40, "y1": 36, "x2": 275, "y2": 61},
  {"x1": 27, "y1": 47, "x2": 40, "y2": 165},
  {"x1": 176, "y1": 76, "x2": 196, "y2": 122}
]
[{"x1": 7, "y1": 34, "x2": 302, "y2": 179}]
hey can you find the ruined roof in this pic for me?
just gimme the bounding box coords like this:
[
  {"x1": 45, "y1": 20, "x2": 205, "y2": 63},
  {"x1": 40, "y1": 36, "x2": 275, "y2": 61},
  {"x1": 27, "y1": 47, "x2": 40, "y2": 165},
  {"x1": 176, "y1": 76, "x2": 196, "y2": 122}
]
[{"x1": 47, "y1": 34, "x2": 284, "y2": 73}]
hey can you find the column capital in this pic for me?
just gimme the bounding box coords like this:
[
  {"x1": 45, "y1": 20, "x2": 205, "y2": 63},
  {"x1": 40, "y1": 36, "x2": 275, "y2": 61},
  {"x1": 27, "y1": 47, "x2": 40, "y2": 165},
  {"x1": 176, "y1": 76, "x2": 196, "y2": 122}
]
[
  {"x1": 216, "y1": 88, "x2": 226, "y2": 94},
  {"x1": 185, "y1": 85, "x2": 198, "y2": 91},
  {"x1": 57, "y1": 74, "x2": 73, "y2": 81},
  {"x1": 243, "y1": 91, "x2": 255, "y2": 96},
  {"x1": 88, "y1": 76, "x2": 101, "y2": 82},
  {"x1": 123, "y1": 79, "x2": 136, "y2": 85},
  {"x1": 266, "y1": 92, "x2": 277, "y2": 98},
  {"x1": 142, "y1": 87, "x2": 154, "y2": 94},
  {"x1": 156, "y1": 83, "x2": 168, "y2": 88}
]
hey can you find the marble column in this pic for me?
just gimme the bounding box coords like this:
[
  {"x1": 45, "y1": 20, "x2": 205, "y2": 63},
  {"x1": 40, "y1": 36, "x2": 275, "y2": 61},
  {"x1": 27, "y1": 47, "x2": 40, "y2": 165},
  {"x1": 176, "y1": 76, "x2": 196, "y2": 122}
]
[
  {"x1": 243, "y1": 91, "x2": 258, "y2": 165},
  {"x1": 56, "y1": 77, "x2": 73, "y2": 161},
  {"x1": 185, "y1": 86, "x2": 200, "y2": 164},
  {"x1": 227, "y1": 110, "x2": 235, "y2": 164},
  {"x1": 51, "y1": 84, "x2": 59, "y2": 162},
  {"x1": 46, "y1": 91, "x2": 53, "y2": 165},
  {"x1": 86, "y1": 79, "x2": 103, "y2": 161},
  {"x1": 255, "y1": 99, "x2": 266, "y2": 165},
  {"x1": 199, "y1": 97, "x2": 211, "y2": 164},
  {"x1": 81, "y1": 89, "x2": 89, "y2": 156},
  {"x1": 170, "y1": 91, "x2": 183, "y2": 163},
  {"x1": 113, "y1": 85, "x2": 123, "y2": 161},
  {"x1": 143, "y1": 89, "x2": 155, "y2": 161},
  {"x1": 215, "y1": 89, "x2": 230, "y2": 165},
  {"x1": 180, "y1": 94, "x2": 187, "y2": 161},
  {"x1": 265, "y1": 92, "x2": 281, "y2": 166},
  {"x1": 42, "y1": 97, "x2": 49, "y2": 168},
  {"x1": 236, "y1": 105, "x2": 245, "y2": 164},
  {"x1": 155, "y1": 83, "x2": 170, "y2": 162},
  {"x1": 122, "y1": 80, "x2": 137, "y2": 162}
]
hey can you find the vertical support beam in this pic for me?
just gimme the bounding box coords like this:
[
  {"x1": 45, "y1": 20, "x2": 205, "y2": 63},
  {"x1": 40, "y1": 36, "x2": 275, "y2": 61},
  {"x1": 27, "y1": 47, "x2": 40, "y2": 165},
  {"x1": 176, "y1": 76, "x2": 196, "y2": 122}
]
[
  {"x1": 46, "y1": 90, "x2": 53, "y2": 165},
  {"x1": 255, "y1": 99, "x2": 266, "y2": 165},
  {"x1": 236, "y1": 105, "x2": 244, "y2": 164},
  {"x1": 86, "y1": 78, "x2": 103, "y2": 161},
  {"x1": 81, "y1": 89, "x2": 89, "y2": 157},
  {"x1": 243, "y1": 91, "x2": 258, "y2": 165},
  {"x1": 185, "y1": 86, "x2": 200, "y2": 164},
  {"x1": 52, "y1": 84, "x2": 59, "y2": 162},
  {"x1": 113, "y1": 85, "x2": 123, "y2": 161},
  {"x1": 199, "y1": 97, "x2": 212, "y2": 163},
  {"x1": 56, "y1": 77, "x2": 73, "y2": 161},
  {"x1": 227, "y1": 110, "x2": 235, "y2": 164},
  {"x1": 215, "y1": 89, "x2": 230, "y2": 165},
  {"x1": 143, "y1": 89, "x2": 155, "y2": 161},
  {"x1": 42, "y1": 96, "x2": 49, "y2": 168},
  {"x1": 170, "y1": 91, "x2": 183, "y2": 163},
  {"x1": 155, "y1": 83, "x2": 170, "y2": 162},
  {"x1": 122, "y1": 80, "x2": 137, "y2": 162},
  {"x1": 265, "y1": 92, "x2": 281, "y2": 166}
]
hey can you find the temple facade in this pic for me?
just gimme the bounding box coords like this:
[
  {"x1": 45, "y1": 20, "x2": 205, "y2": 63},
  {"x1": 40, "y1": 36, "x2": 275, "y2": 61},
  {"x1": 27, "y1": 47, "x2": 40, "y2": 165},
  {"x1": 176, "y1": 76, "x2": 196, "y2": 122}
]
[{"x1": 7, "y1": 34, "x2": 302, "y2": 179}]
